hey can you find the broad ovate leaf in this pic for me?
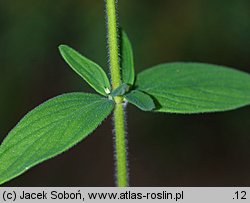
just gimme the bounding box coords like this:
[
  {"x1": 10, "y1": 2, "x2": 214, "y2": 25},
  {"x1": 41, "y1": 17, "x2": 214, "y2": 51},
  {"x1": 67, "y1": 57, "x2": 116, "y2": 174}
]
[
  {"x1": 120, "y1": 30, "x2": 135, "y2": 85},
  {"x1": 136, "y1": 62, "x2": 250, "y2": 113},
  {"x1": 0, "y1": 93, "x2": 114, "y2": 185},
  {"x1": 59, "y1": 45, "x2": 111, "y2": 96},
  {"x1": 125, "y1": 90, "x2": 155, "y2": 111}
]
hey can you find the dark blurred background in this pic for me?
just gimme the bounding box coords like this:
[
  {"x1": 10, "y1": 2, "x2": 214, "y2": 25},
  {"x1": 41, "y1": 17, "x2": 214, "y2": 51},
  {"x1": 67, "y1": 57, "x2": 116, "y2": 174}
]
[{"x1": 1, "y1": 0, "x2": 250, "y2": 186}]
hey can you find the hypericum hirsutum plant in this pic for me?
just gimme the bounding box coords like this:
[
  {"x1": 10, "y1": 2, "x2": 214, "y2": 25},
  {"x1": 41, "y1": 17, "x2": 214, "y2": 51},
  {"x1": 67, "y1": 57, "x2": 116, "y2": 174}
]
[{"x1": 1, "y1": 0, "x2": 250, "y2": 187}]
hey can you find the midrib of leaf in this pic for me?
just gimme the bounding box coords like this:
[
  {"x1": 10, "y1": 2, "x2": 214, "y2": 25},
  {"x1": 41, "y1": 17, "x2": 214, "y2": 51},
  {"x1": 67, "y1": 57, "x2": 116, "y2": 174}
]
[
  {"x1": 149, "y1": 90, "x2": 242, "y2": 106},
  {"x1": 5, "y1": 114, "x2": 86, "y2": 177},
  {"x1": 0, "y1": 99, "x2": 105, "y2": 156},
  {"x1": 0, "y1": 100, "x2": 109, "y2": 178},
  {"x1": 7, "y1": 103, "x2": 105, "y2": 178},
  {"x1": 5, "y1": 98, "x2": 104, "y2": 138},
  {"x1": 4, "y1": 97, "x2": 93, "y2": 139},
  {"x1": 66, "y1": 49, "x2": 108, "y2": 92},
  {"x1": 192, "y1": 87, "x2": 250, "y2": 100},
  {"x1": 145, "y1": 86, "x2": 250, "y2": 103},
  {"x1": 0, "y1": 126, "x2": 57, "y2": 177},
  {"x1": 150, "y1": 91, "x2": 250, "y2": 112},
  {"x1": 54, "y1": 102, "x2": 109, "y2": 150},
  {"x1": 150, "y1": 92, "x2": 213, "y2": 109}
]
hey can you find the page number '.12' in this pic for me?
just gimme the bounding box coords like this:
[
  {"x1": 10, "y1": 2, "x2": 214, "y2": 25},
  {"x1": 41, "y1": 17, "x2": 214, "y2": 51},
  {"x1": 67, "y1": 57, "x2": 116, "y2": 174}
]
[{"x1": 234, "y1": 191, "x2": 247, "y2": 200}]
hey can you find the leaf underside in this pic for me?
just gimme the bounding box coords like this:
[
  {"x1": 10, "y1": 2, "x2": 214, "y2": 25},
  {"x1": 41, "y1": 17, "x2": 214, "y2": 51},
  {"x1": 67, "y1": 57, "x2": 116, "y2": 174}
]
[
  {"x1": 120, "y1": 30, "x2": 135, "y2": 85},
  {"x1": 0, "y1": 93, "x2": 114, "y2": 185},
  {"x1": 136, "y1": 62, "x2": 250, "y2": 113},
  {"x1": 125, "y1": 90, "x2": 155, "y2": 111},
  {"x1": 59, "y1": 45, "x2": 111, "y2": 96}
]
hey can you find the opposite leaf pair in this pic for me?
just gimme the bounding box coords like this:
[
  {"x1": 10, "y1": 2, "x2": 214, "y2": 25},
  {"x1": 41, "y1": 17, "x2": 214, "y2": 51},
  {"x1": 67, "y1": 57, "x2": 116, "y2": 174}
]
[
  {"x1": 0, "y1": 30, "x2": 150, "y2": 185},
  {"x1": 60, "y1": 29, "x2": 250, "y2": 113},
  {"x1": 1, "y1": 29, "x2": 250, "y2": 185},
  {"x1": 59, "y1": 30, "x2": 156, "y2": 111}
]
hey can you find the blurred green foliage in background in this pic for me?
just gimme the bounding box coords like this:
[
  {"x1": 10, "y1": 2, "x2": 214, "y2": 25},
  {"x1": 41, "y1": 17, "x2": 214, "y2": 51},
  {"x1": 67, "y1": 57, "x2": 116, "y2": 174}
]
[{"x1": 0, "y1": 0, "x2": 250, "y2": 186}]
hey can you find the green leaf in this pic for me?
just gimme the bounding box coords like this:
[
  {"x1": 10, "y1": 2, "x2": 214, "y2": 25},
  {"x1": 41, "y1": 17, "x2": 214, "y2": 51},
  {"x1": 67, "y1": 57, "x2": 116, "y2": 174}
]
[
  {"x1": 0, "y1": 93, "x2": 114, "y2": 185},
  {"x1": 136, "y1": 62, "x2": 250, "y2": 113},
  {"x1": 59, "y1": 45, "x2": 111, "y2": 96},
  {"x1": 120, "y1": 30, "x2": 135, "y2": 85},
  {"x1": 125, "y1": 90, "x2": 155, "y2": 111},
  {"x1": 110, "y1": 83, "x2": 129, "y2": 97}
]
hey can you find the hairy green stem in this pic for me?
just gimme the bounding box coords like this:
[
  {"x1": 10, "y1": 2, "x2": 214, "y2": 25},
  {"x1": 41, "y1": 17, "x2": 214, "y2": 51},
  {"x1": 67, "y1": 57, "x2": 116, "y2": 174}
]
[
  {"x1": 105, "y1": 0, "x2": 128, "y2": 186},
  {"x1": 106, "y1": 0, "x2": 121, "y2": 90},
  {"x1": 113, "y1": 104, "x2": 128, "y2": 186}
]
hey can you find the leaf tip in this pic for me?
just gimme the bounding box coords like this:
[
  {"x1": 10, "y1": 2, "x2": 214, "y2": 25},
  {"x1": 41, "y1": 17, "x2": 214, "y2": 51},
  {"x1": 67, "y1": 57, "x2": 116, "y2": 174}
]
[{"x1": 58, "y1": 44, "x2": 68, "y2": 52}]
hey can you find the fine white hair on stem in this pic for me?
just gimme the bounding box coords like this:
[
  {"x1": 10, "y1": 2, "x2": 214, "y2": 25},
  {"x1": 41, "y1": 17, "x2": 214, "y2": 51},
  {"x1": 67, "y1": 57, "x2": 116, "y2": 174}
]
[
  {"x1": 123, "y1": 103, "x2": 130, "y2": 186},
  {"x1": 112, "y1": 104, "x2": 129, "y2": 186},
  {"x1": 104, "y1": 0, "x2": 121, "y2": 85},
  {"x1": 105, "y1": 0, "x2": 128, "y2": 187}
]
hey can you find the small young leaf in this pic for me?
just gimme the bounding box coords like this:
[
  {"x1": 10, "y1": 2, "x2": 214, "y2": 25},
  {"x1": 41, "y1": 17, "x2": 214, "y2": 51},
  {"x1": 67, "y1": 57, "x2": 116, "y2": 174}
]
[
  {"x1": 136, "y1": 62, "x2": 250, "y2": 113},
  {"x1": 125, "y1": 90, "x2": 155, "y2": 111},
  {"x1": 110, "y1": 83, "x2": 129, "y2": 97},
  {"x1": 120, "y1": 30, "x2": 135, "y2": 85},
  {"x1": 59, "y1": 45, "x2": 111, "y2": 96},
  {"x1": 0, "y1": 93, "x2": 114, "y2": 185}
]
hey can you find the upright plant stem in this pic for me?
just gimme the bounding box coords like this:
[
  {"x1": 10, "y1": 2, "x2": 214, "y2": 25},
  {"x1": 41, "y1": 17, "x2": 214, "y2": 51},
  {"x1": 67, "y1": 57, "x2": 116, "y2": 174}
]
[
  {"x1": 105, "y1": 0, "x2": 128, "y2": 187},
  {"x1": 113, "y1": 104, "x2": 127, "y2": 187},
  {"x1": 106, "y1": 0, "x2": 121, "y2": 90}
]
